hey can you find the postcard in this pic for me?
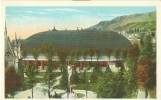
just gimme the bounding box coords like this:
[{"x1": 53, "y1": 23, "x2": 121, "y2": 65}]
[{"x1": 1, "y1": 1, "x2": 161, "y2": 100}]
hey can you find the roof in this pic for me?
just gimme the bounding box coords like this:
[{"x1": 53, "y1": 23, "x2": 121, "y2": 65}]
[{"x1": 22, "y1": 30, "x2": 131, "y2": 52}]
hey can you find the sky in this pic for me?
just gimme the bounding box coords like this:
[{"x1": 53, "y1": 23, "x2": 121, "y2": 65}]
[{"x1": 6, "y1": 6, "x2": 156, "y2": 40}]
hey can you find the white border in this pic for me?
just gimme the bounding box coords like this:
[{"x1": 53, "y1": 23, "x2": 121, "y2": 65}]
[{"x1": 0, "y1": 1, "x2": 161, "y2": 100}]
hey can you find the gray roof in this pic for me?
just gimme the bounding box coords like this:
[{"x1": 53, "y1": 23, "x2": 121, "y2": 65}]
[{"x1": 22, "y1": 30, "x2": 131, "y2": 52}]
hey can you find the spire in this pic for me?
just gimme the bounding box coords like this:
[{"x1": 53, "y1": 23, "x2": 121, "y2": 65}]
[
  {"x1": 5, "y1": 21, "x2": 7, "y2": 34},
  {"x1": 15, "y1": 32, "x2": 17, "y2": 41},
  {"x1": 52, "y1": 26, "x2": 57, "y2": 31}
]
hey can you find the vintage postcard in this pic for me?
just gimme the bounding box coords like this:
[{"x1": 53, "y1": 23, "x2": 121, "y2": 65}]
[{"x1": 1, "y1": 1, "x2": 161, "y2": 99}]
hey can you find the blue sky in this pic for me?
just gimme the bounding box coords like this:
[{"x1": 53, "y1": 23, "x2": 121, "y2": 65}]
[{"x1": 6, "y1": 6, "x2": 156, "y2": 39}]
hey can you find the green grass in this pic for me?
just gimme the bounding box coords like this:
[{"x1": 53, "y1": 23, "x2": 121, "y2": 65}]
[{"x1": 77, "y1": 93, "x2": 85, "y2": 98}]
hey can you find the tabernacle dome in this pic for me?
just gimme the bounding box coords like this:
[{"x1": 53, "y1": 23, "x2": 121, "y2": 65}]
[{"x1": 22, "y1": 29, "x2": 131, "y2": 52}]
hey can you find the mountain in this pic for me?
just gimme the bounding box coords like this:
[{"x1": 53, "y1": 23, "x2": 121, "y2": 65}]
[
  {"x1": 114, "y1": 21, "x2": 156, "y2": 32},
  {"x1": 88, "y1": 12, "x2": 156, "y2": 32}
]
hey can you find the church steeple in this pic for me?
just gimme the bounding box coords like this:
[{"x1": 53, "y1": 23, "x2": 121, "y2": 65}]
[
  {"x1": 15, "y1": 32, "x2": 17, "y2": 41},
  {"x1": 5, "y1": 21, "x2": 7, "y2": 35}
]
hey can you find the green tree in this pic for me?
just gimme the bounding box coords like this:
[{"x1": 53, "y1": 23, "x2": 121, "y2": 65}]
[
  {"x1": 96, "y1": 67, "x2": 117, "y2": 98},
  {"x1": 88, "y1": 48, "x2": 94, "y2": 61},
  {"x1": 57, "y1": 48, "x2": 68, "y2": 72},
  {"x1": 71, "y1": 69, "x2": 79, "y2": 84},
  {"x1": 120, "y1": 48, "x2": 127, "y2": 61},
  {"x1": 94, "y1": 48, "x2": 101, "y2": 62},
  {"x1": 90, "y1": 62, "x2": 102, "y2": 83},
  {"x1": 41, "y1": 44, "x2": 54, "y2": 98},
  {"x1": 81, "y1": 49, "x2": 88, "y2": 69},
  {"x1": 105, "y1": 48, "x2": 111, "y2": 60},
  {"x1": 60, "y1": 67, "x2": 68, "y2": 88},
  {"x1": 32, "y1": 48, "x2": 40, "y2": 69},
  {"x1": 121, "y1": 43, "x2": 140, "y2": 98},
  {"x1": 137, "y1": 35, "x2": 156, "y2": 98},
  {"x1": 112, "y1": 48, "x2": 120, "y2": 61},
  {"x1": 25, "y1": 63, "x2": 38, "y2": 98}
]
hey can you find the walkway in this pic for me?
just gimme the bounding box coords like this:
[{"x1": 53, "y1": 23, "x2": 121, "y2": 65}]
[{"x1": 14, "y1": 75, "x2": 97, "y2": 99}]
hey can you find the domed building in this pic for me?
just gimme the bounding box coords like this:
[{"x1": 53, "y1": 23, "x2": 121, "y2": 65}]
[{"x1": 21, "y1": 28, "x2": 131, "y2": 70}]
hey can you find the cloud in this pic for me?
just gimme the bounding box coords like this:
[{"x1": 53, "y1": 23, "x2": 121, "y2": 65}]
[
  {"x1": 40, "y1": 8, "x2": 90, "y2": 13},
  {"x1": 15, "y1": 10, "x2": 51, "y2": 15}
]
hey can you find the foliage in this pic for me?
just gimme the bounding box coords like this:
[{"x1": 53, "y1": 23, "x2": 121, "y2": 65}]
[
  {"x1": 25, "y1": 63, "x2": 38, "y2": 98},
  {"x1": 60, "y1": 67, "x2": 68, "y2": 89},
  {"x1": 112, "y1": 48, "x2": 120, "y2": 60},
  {"x1": 71, "y1": 69, "x2": 79, "y2": 84},
  {"x1": 137, "y1": 34, "x2": 156, "y2": 98},
  {"x1": 41, "y1": 44, "x2": 54, "y2": 61},
  {"x1": 57, "y1": 48, "x2": 68, "y2": 64},
  {"x1": 52, "y1": 92, "x2": 61, "y2": 98},
  {"x1": 136, "y1": 59, "x2": 156, "y2": 91},
  {"x1": 105, "y1": 48, "x2": 111, "y2": 59},
  {"x1": 21, "y1": 48, "x2": 28, "y2": 58},
  {"x1": 139, "y1": 35, "x2": 154, "y2": 60},
  {"x1": 94, "y1": 48, "x2": 101, "y2": 61},
  {"x1": 90, "y1": 63, "x2": 102, "y2": 83},
  {"x1": 88, "y1": 48, "x2": 94, "y2": 61},
  {"x1": 82, "y1": 49, "x2": 88, "y2": 61},
  {"x1": 5, "y1": 67, "x2": 21, "y2": 97},
  {"x1": 96, "y1": 67, "x2": 123, "y2": 98},
  {"x1": 32, "y1": 48, "x2": 40, "y2": 69},
  {"x1": 70, "y1": 49, "x2": 78, "y2": 65},
  {"x1": 32, "y1": 48, "x2": 40, "y2": 61},
  {"x1": 127, "y1": 43, "x2": 140, "y2": 61},
  {"x1": 120, "y1": 48, "x2": 127, "y2": 60}
]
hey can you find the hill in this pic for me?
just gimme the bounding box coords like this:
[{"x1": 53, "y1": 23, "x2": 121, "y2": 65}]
[
  {"x1": 88, "y1": 12, "x2": 156, "y2": 32},
  {"x1": 114, "y1": 21, "x2": 156, "y2": 32}
]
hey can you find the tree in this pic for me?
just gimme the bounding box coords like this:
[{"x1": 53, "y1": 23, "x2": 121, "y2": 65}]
[
  {"x1": 70, "y1": 49, "x2": 79, "y2": 84},
  {"x1": 32, "y1": 48, "x2": 40, "y2": 69},
  {"x1": 88, "y1": 48, "x2": 94, "y2": 62},
  {"x1": 136, "y1": 59, "x2": 156, "y2": 98},
  {"x1": 120, "y1": 48, "x2": 127, "y2": 61},
  {"x1": 5, "y1": 67, "x2": 21, "y2": 98},
  {"x1": 57, "y1": 48, "x2": 68, "y2": 72},
  {"x1": 41, "y1": 44, "x2": 54, "y2": 98},
  {"x1": 25, "y1": 63, "x2": 38, "y2": 98},
  {"x1": 127, "y1": 43, "x2": 140, "y2": 61},
  {"x1": 70, "y1": 49, "x2": 78, "y2": 70},
  {"x1": 122, "y1": 43, "x2": 140, "y2": 98},
  {"x1": 137, "y1": 35, "x2": 156, "y2": 98},
  {"x1": 60, "y1": 67, "x2": 68, "y2": 88},
  {"x1": 112, "y1": 48, "x2": 120, "y2": 61},
  {"x1": 94, "y1": 48, "x2": 101, "y2": 62},
  {"x1": 96, "y1": 67, "x2": 118, "y2": 98},
  {"x1": 105, "y1": 48, "x2": 111, "y2": 64},
  {"x1": 20, "y1": 48, "x2": 28, "y2": 85},
  {"x1": 139, "y1": 35, "x2": 154, "y2": 60},
  {"x1": 21, "y1": 48, "x2": 27, "y2": 59},
  {"x1": 81, "y1": 49, "x2": 88, "y2": 69},
  {"x1": 71, "y1": 69, "x2": 79, "y2": 84}
]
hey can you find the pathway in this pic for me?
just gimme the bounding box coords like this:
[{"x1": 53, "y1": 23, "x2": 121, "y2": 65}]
[{"x1": 14, "y1": 75, "x2": 97, "y2": 99}]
